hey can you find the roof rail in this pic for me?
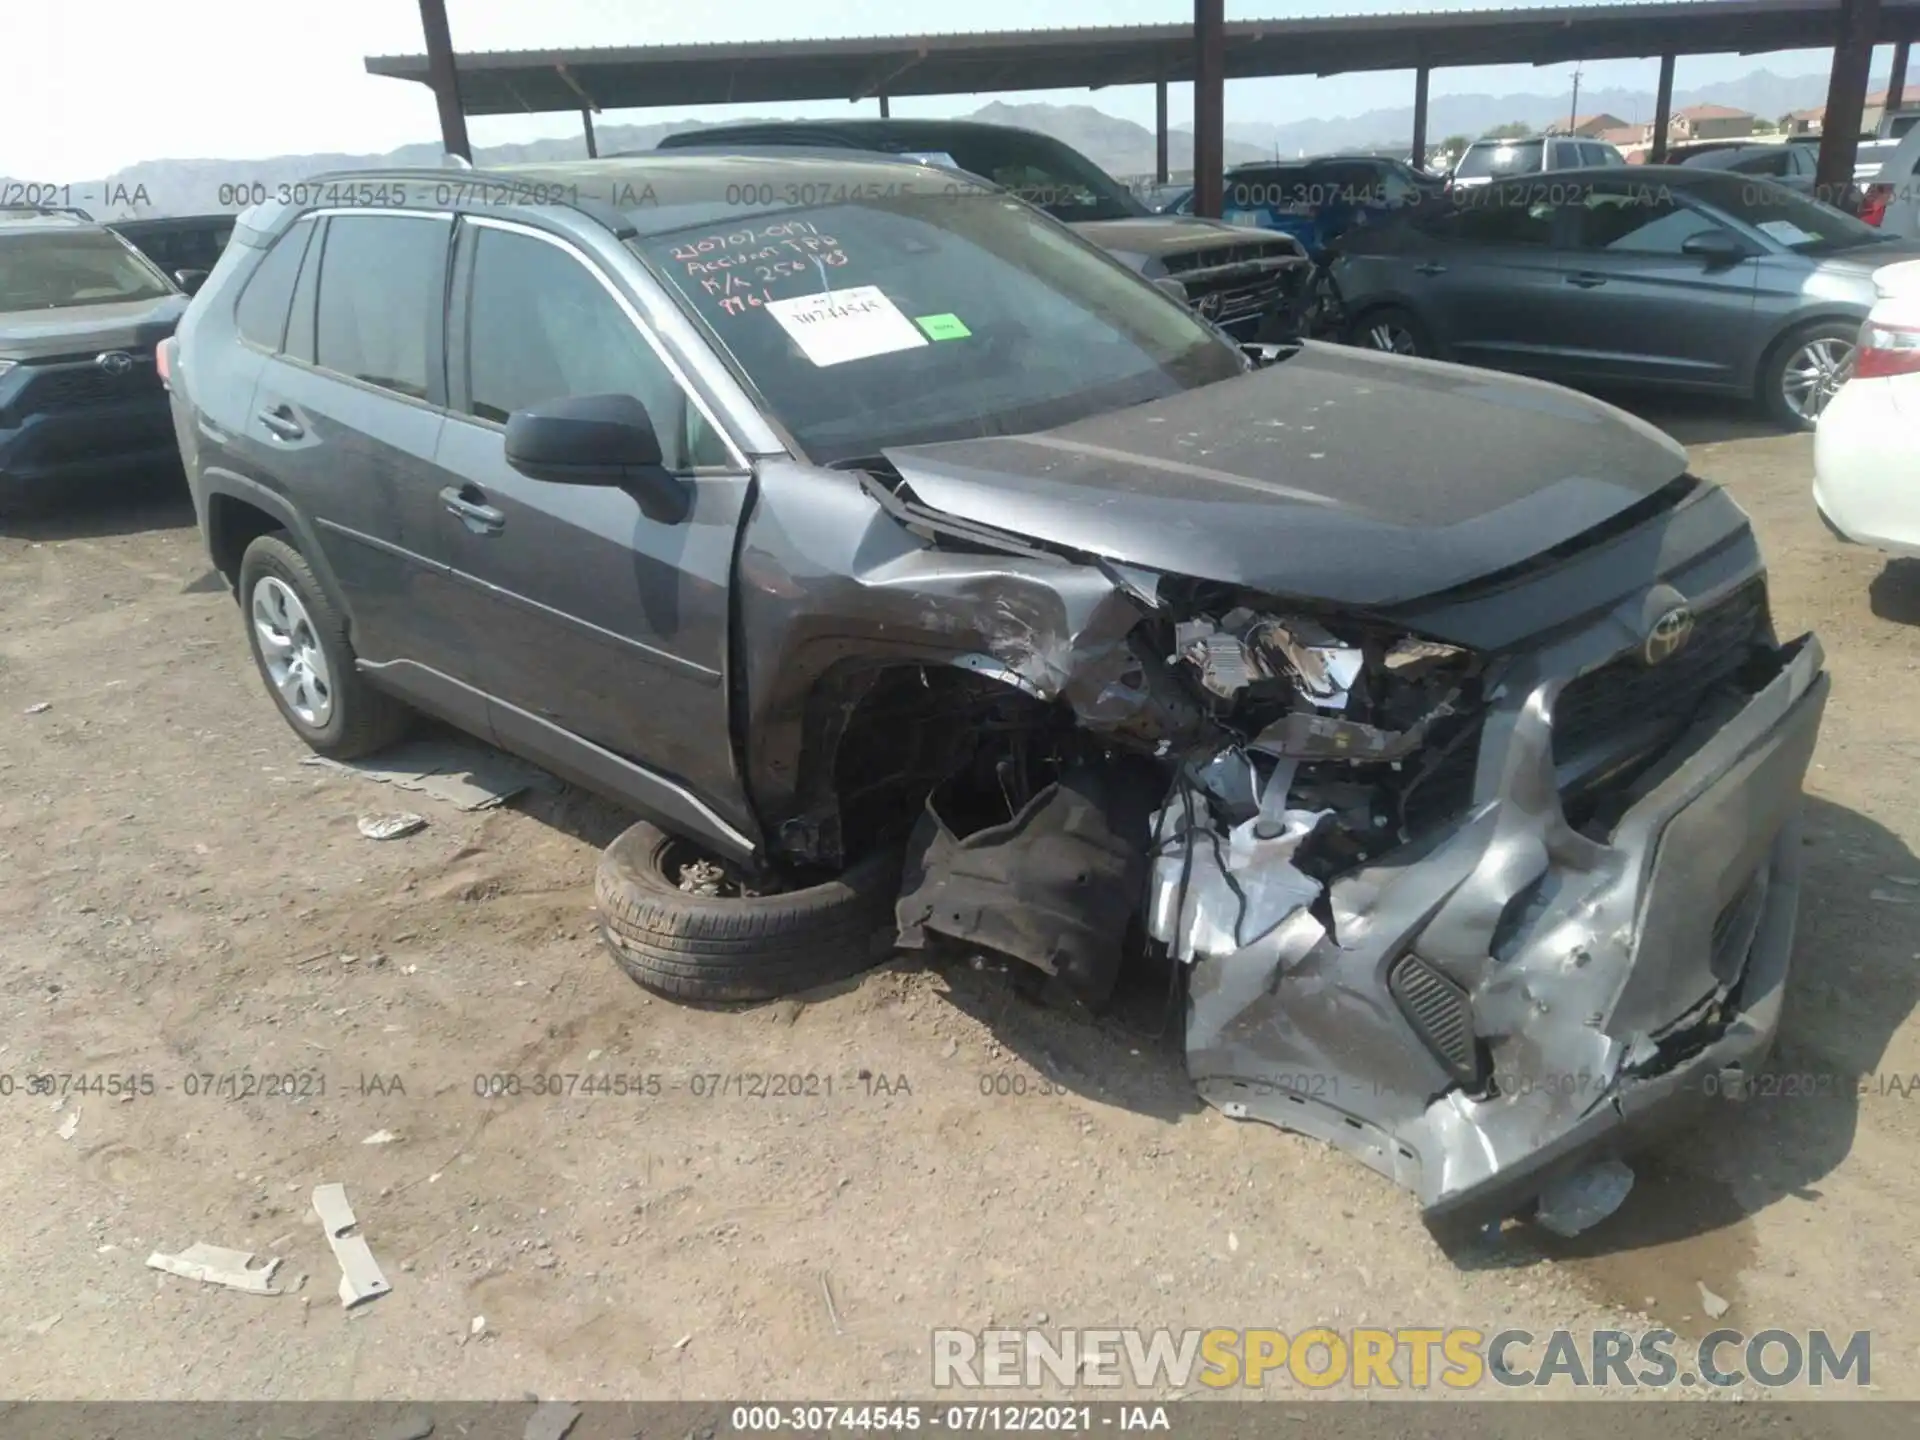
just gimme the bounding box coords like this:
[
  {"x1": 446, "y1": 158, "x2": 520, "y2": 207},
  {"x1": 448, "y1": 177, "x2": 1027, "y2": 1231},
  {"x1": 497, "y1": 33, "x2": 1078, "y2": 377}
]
[{"x1": 0, "y1": 202, "x2": 95, "y2": 221}]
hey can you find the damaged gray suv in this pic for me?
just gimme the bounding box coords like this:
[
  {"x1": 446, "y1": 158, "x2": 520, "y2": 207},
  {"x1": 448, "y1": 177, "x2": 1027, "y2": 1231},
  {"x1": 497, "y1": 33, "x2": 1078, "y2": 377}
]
[{"x1": 165, "y1": 154, "x2": 1829, "y2": 1235}]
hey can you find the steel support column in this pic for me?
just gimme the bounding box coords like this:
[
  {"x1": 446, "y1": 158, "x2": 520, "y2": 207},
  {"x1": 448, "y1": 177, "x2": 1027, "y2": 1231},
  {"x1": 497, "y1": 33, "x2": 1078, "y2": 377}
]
[
  {"x1": 1815, "y1": 0, "x2": 1880, "y2": 199},
  {"x1": 880, "y1": 94, "x2": 891, "y2": 117},
  {"x1": 1650, "y1": 53, "x2": 1676, "y2": 161},
  {"x1": 1193, "y1": 0, "x2": 1225, "y2": 218},
  {"x1": 1889, "y1": 40, "x2": 1911, "y2": 114},
  {"x1": 1156, "y1": 80, "x2": 1170, "y2": 184},
  {"x1": 581, "y1": 108, "x2": 598, "y2": 158},
  {"x1": 1411, "y1": 66, "x2": 1430, "y2": 167},
  {"x1": 417, "y1": 0, "x2": 471, "y2": 161}
]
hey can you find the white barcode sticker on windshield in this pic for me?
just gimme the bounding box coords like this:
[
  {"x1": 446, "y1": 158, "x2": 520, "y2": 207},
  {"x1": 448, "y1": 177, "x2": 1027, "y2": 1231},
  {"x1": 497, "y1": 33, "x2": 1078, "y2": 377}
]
[{"x1": 765, "y1": 285, "x2": 930, "y2": 367}]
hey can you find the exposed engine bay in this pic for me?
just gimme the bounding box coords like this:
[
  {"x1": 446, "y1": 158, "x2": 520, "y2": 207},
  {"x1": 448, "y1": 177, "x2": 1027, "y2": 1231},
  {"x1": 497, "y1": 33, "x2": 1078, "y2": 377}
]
[{"x1": 733, "y1": 431, "x2": 1829, "y2": 1238}]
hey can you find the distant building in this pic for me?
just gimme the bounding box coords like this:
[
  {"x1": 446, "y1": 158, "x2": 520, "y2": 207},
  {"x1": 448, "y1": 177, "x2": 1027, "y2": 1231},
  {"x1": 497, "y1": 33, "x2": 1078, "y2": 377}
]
[
  {"x1": 1545, "y1": 112, "x2": 1630, "y2": 138},
  {"x1": 1597, "y1": 124, "x2": 1651, "y2": 148},
  {"x1": 1669, "y1": 103, "x2": 1756, "y2": 141},
  {"x1": 1790, "y1": 88, "x2": 1911, "y2": 136}
]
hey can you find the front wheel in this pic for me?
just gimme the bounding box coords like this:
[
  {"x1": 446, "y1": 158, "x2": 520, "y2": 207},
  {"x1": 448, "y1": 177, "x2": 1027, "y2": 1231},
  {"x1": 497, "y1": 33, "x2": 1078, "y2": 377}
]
[
  {"x1": 1763, "y1": 321, "x2": 1856, "y2": 432},
  {"x1": 1347, "y1": 304, "x2": 1432, "y2": 357}
]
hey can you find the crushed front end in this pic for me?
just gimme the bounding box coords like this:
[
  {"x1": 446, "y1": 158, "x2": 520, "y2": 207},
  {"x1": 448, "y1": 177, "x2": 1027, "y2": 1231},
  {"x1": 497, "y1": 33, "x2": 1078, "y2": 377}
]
[{"x1": 739, "y1": 450, "x2": 1827, "y2": 1234}]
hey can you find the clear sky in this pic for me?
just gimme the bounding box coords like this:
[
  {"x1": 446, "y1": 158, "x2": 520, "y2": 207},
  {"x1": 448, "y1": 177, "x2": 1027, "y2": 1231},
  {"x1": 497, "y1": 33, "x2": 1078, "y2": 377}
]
[{"x1": 5, "y1": 0, "x2": 1891, "y2": 177}]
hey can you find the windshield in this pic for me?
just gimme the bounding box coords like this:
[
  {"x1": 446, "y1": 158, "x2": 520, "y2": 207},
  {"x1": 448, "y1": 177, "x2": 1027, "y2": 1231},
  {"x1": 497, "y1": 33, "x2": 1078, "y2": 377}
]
[
  {"x1": 1455, "y1": 139, "x2": 1545, "y2": 180},
  {"x1": 0, "y1": 230, "x2": 175, "y2": 311},
  {"x1": 885, "y1": 131, "x2": 1145, "y2": 223},
  {"x1": 632, "y1": 193, "x2": 1243, "y2": 464},
  {"x1": 1681, "y1": 171, "x2": 1889, "y2": 253}
]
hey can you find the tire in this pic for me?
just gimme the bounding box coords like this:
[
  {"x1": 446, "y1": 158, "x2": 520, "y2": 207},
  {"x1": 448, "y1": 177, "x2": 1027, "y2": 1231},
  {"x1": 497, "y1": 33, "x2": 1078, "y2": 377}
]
[
  {"x1": 1761, "y1": 319, "x2": 1857, "y2": 432},
  {"x1": 1347, "y1": 304, "x2": 1433, "y2": 357},
  {"x1": 237, "y1": 532, "x2": 410, "y2": 759},
  {"x1": 596, "y1": 821, "x2": 902, "y2": 1003}
]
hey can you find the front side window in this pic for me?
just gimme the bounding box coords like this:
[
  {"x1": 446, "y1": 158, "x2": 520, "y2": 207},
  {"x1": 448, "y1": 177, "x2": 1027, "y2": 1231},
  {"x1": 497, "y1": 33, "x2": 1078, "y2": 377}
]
[
  {"x1": 1570, "y1": 187, "x2": 1707, "y2": 254},
  {"x1": 312, "y1": 214, "x2": 447, "y2": 399},
  {"x1": 460, "y1": 224, "x2": 729, "y2": 471},
  {"x1": 1424, "y1": 194, "x2": 1558, "y2": 246},
  {"x1": 632, "y1": 193, "x2": 1241, "y2": 464},
  {"x1": 0, "y1": 230, "x2": 175, "y2": 311}
]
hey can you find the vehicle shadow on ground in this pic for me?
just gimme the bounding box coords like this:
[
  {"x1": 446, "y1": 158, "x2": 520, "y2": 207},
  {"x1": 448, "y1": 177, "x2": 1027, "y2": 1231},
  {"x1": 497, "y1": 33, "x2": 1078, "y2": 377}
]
[
  {"x1": 1868, "y1": 558, "x2": 1920, "y2": 625},
  {"x1": 0, "y1": 473, "x2": 193, "y2": 541},
  {"x1": 917, "y1": 946, "x2": 1203, "y2": 1124},
  {"x1": 1598, "y1": 390, "x2": 1784, "y2": 447},
  {"x1": 1450, "y1": 795, "x2": 1920, "y2": 1304}
]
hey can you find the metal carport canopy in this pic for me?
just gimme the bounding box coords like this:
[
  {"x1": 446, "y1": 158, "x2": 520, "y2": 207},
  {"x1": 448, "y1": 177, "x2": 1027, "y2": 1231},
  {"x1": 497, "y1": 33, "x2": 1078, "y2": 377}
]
[{"x1": 365, "y1": 0, "x2": 1920, "y2": 114}]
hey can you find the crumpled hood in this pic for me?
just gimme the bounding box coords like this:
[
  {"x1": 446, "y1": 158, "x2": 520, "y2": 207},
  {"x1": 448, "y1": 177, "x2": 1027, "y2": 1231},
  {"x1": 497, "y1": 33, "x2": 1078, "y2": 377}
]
[
  {"x1": 881, "y1": 343, "x2": 1691, "y2": 610},
  {"x1": 0, "y1": 294, "x2": 188, "y2": 362}
]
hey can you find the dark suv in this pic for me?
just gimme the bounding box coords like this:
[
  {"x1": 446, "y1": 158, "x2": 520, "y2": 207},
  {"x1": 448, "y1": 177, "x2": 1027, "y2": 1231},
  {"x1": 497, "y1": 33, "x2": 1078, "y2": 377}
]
[
  {"x1": 1, "y1": 207, "x2": 191, "y2": 511},
  {"x1": 652, "y1": 119, "x2": 1307, "y2": 340},
  {"x1": 167, "y1": 154, "x2": 1827, "y2": 1236}
]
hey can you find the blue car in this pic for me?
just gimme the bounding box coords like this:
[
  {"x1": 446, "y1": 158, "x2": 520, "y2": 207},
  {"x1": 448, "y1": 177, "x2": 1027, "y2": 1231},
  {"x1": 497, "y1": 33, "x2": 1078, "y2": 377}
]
[{"x1": 1169, "y1": 155, "x2": 1446, "y2": 259}]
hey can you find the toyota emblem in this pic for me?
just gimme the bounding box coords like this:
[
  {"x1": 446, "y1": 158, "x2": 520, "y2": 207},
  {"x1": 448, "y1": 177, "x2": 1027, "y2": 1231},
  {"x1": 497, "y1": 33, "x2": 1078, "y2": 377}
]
[
  {"x1": 95, "y1": 350, "x2": 136, "y2": 376},
  {"x1": 1642, "y1": 604, "x2": 1695, "y2": 666},
  {"x1": 1195, "y1": 291, "x2": 1224, "y2": 319}
]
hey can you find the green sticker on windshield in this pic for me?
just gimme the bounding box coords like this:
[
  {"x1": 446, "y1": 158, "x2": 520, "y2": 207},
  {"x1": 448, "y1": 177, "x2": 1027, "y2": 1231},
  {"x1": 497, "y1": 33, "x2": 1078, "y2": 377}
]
[{"x1": 915, "y1": 313, "x2": 971, "y2": 340}]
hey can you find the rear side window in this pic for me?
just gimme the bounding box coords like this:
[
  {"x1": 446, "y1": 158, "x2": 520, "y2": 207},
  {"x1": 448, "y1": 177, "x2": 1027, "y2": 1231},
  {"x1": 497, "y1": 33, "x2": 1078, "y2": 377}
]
[
  {"x1": 1455, "y1": 138, "x2": 1545, "y2": 180},
  {"x1": 312, "y1": 214, "x2": 449, "y2": 400},
  {"x1": 234, "y1": 218, "x2": 315, "y2": 352}
]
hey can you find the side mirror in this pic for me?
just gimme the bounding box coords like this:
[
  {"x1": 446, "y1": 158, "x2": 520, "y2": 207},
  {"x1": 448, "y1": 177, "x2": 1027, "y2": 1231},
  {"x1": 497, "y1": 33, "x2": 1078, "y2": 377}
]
[
  {"x1": 173, "y1": 268, "x2": 209, "y2": 295},
  {"x1": 504, "y1": 392, "x2": 689, "y2": 522},
  {"x1": 1679, "y1": 229, "x2": 1752, "y2": 265},
  {"x1": 1151, "y1": 275, "x2": 1190, "y2": 305}
]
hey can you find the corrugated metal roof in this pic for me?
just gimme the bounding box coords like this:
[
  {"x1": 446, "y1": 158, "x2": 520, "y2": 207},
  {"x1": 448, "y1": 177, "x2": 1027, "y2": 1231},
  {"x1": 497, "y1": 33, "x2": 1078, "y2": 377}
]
[{"x1": 363, "y1": 1, "x2": 1920, "y2": 116}]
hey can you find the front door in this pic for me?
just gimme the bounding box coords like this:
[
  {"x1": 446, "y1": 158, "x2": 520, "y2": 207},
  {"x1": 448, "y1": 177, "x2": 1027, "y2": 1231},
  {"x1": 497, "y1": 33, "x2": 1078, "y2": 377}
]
[{"x1": 431, "y1": 216, "x2": 753, "y2": 834}]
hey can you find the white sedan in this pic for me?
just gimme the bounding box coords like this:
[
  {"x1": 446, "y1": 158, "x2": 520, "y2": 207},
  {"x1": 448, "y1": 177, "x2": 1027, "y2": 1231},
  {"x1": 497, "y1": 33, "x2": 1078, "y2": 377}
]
[{"x1": 1814, "y1": 258, "x2": 1920, "y2": 554}]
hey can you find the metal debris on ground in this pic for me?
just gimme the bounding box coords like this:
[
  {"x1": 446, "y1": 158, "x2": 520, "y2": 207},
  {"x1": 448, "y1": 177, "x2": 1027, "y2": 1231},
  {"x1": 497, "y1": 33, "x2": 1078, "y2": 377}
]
[
  {"x1": 303, "y1": 737, "x2": 553, "y2": 812},
  {"x1": 1533, "y1": 1158, "x2": 1636, "y2": 1238},
  {"x1": 146, "y1": 1242, "x2": 285, "y2": 1295},
  {"x1": 523, "y1": 1401, "x2": 583, "y2": 1440},
  {"x1": 24, "y1": 702, "x2": 51, "y2": 715},
  {"x1": 312, "y1": 1183, "x2": 391, "y2": 1308},
  {"x1": 358, "y1": 812, "x2": 428, "y2": 841}
]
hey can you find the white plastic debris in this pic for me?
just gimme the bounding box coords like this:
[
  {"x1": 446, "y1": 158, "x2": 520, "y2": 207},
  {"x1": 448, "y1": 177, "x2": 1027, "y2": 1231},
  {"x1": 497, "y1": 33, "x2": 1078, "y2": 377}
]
[
  {"x1": 147, "y1": 1243, "x2": 285, "y2": 1295},
  {"x1": 470, "y1": 1314, "x2": 488, "y2": 1337},
  {"x1": 1534, "y1": 1159, "x2": 1636, "y2": 1238},
  {"x1": 24, "y1": 702, "x2": 52, "y2": 715},
  {"x1": 56, "y1": 1111, "x2": 78, "y2": 1140},
  {"x1": 312, "y1": 1183, "x2": 390, "y2": 1308},
  {"x1": 358, "y1": 812, "x2": 427, "y2": 841},
  {"x1": 361, "y1": 1129, "x2": 401, "y2": 1146},
  {"x1": 1699, "y1": 1282, "x2": 1731, "y2": 1319}
]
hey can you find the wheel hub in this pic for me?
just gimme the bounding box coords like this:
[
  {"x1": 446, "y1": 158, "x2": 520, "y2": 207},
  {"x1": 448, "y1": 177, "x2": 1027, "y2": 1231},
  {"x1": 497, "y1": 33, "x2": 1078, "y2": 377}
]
[{"x1": 251, "y1": 575, "x2": 333, "y2": 727}]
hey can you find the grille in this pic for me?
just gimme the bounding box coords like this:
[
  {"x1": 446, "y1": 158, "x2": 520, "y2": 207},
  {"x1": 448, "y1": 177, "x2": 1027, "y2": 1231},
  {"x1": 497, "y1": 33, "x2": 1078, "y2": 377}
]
[
  {"x1": 1161, "y1": 244, "x2": 1299, "y2": 324},
  {"x1": 12, "y1": 357, "x2": 160, "y2": 412},
  {"x1": 1389, "y1": 953, "x2": 1480, "y2": 1084},
  {"x1": 1551, "y1": 580, "x2": 1768, "y2": 767}
]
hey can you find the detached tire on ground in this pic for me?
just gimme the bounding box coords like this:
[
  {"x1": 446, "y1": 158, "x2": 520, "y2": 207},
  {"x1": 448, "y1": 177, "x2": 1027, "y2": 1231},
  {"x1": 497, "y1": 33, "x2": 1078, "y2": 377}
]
[{"x1": 595, "y1": 822, "x2": 902, "y2": 1002}]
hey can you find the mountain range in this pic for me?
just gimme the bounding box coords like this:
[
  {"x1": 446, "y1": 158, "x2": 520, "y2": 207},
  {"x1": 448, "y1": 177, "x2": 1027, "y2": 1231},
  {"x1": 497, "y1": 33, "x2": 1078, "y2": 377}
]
[{"x1": 4, "y1": 68, "x2": 1888, "y2": 219}]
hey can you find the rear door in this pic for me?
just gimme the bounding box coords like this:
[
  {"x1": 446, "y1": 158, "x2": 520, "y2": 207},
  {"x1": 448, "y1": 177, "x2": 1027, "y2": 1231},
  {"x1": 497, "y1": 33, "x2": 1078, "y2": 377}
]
[
  {"x1": 1389, "y1": 191, "x2": 1572, "y2": 373},
  {"x1": 432, "y1": 216, "x2": 753, "y2": 824},
  {"x1": 1548, "y1": 178, "x2": 1762, "y2": 388},
  {"x1": 247, "y1": 210, "x2": 480, "y2": 702}
]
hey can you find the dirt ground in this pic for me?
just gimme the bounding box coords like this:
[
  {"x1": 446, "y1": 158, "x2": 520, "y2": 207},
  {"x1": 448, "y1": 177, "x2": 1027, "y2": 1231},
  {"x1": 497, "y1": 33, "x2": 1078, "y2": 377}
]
[{"x1": 3, "y1": 397, "x2": 1919, "y2": 1404}]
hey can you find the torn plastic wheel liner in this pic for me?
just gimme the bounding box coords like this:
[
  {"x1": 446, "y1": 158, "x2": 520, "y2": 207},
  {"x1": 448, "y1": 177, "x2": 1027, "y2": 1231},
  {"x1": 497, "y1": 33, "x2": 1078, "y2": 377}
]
[{"x1": 894, "y1": 759, "x2": 1163, "y2": 1006}]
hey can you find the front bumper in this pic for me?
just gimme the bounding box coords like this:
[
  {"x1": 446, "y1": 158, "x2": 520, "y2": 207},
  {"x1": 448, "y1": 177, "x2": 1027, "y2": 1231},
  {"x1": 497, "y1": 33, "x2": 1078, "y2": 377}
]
[
  {"x1": 1188, "y1": 627, "x2": 1828, "y2": 1231},
  {"x1": 1813, "y1": 377, "x2": 1920, "y2": 557},
  {"x1": 0, "y1": 396, "x2": 180, "y2": 488}
]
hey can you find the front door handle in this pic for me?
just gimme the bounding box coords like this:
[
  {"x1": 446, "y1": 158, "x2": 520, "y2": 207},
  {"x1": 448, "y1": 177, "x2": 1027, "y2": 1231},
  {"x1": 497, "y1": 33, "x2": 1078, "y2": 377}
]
[
  {"x1": 1565, "y1": 271, "x2": 1608, "y2": 288},
  {"x1": 1414, "y1": 262, "x2": 1448, "y2": 276},
  {"x1": 257, "y1": 404, "x2": 304, "y2": 440},
  {"x1": 440, "y1": 485, "x2": 505, "y2": 535}
]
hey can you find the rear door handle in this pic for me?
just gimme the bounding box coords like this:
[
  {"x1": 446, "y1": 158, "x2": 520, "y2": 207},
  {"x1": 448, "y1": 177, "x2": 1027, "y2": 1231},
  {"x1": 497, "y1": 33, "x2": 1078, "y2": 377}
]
[
  {"x1": 257, "y1": 404, "x2": 304, "y2": 440},
  {"x1": 1565, "y1": 272, "x2": 1608, "y2": 288},
  {"x1": 1414, "y1": 262, "x2": 1448, "y2": 276},
  {"x1": 440, "y1": 485, "x2": 505, "y2": 535}
]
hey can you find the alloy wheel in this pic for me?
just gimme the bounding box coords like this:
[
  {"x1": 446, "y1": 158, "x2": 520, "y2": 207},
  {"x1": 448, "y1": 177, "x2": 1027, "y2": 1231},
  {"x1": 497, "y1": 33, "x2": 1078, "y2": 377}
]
[
  {"x1": 1780, "y1": 336, "x2": 1854, "y2": 424},
  {"x1": 251, "y1": 575, "x2": 334, "y2": 727},
  {"x1": 1366, "y1": 322, "x2": 1419, "y2": 356}
]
